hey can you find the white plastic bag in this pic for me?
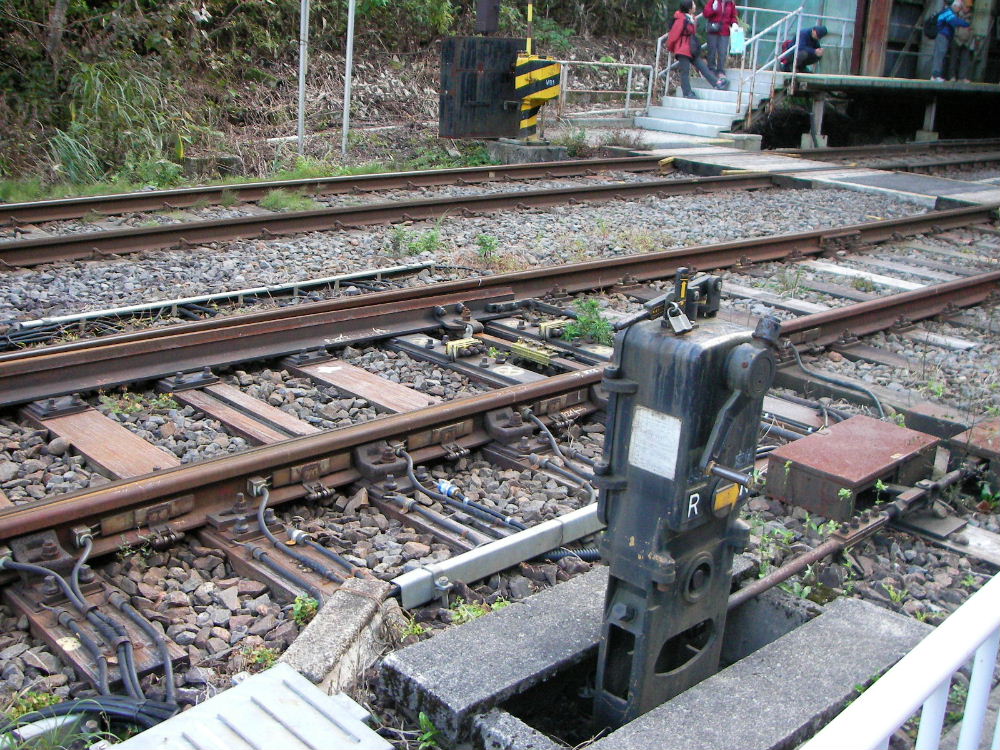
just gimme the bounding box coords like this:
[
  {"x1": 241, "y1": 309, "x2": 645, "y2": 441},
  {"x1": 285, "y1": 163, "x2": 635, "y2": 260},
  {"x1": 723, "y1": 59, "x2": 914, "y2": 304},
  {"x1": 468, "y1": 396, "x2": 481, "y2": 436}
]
[{"x1": 730, "y1": 23, "x2": 746, "y2": 53}]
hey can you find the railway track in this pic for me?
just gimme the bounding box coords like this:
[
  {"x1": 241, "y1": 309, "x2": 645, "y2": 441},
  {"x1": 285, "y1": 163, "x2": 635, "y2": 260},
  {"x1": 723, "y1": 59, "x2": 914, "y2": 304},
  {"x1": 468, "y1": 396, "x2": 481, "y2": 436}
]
[
  {"x1": 1, "y1": 196, "x2": 999, "y2": 727},
  {"x1": 0, "y1": 156, "x2": 663, "y2": 227},
  {"x1": 0, "y1": 171, "x2": 775, "y2": 268}
]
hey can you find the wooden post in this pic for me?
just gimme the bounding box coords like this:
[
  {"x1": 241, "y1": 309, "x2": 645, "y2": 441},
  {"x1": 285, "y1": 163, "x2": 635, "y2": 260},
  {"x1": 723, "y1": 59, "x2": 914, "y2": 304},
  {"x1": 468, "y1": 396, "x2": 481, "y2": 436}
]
[{"x1": 861, "y1": 0, "x2": 893, "y2": 75}]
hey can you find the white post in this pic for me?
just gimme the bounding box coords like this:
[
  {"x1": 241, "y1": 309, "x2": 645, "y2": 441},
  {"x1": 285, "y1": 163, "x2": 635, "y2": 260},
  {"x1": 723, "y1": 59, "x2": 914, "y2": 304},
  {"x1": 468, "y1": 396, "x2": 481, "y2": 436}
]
[
  {"x1": 624, "y1": 67, "x2": 634, "y2": 115},
  {"x1": 297, "y1": 0, "x2": 311, "y2": 156},
  {"x1": 957, "y1": 626, "x2": 1000, "y2": 750},
  {"x1": 341, "y1": 0, "x2": 357, "y2": 156},
  {"x1": 915, "y1": 678, "x2": 950, "y2": 750}
]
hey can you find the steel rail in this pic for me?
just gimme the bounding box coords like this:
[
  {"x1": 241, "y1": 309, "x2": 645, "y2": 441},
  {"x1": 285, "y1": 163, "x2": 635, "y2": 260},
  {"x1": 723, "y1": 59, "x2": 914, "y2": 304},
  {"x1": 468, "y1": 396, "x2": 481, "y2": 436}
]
[
  {"x1": 782, "y1": 269, "x2": 1000, "y2": 346},
  {"x1": 0, "y1": 156, "x2": 663, "y2": 226},
  {"x1": 0, "y1": 239, "x2": 998, "y2": 550},
  {"x1": 0, "y1": 202, "x2": 993, "y2": 407},
  {"x1": 779, "y1": 137, "x2": 1000, "y2": 160},
  {"x1": 0, "y1": 266, "x2": 996, "y2": 550},
  {"x1": 0, "y1": 173, "x2": 775, "y2": 268},
  {"x1": 0, "y1": 365, "x2": 605, "y2": 551}
]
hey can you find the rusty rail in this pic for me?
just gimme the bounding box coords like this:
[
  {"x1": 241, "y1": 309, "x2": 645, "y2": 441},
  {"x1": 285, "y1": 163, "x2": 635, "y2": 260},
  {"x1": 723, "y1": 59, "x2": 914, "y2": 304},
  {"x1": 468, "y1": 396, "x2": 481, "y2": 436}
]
[
  {"x1": 779, "y1": 137, "x2": 1000, "y2": 160},
  {"x1": 0, "y1": 172, "x2": 774, "y2": 268},
  {"x1": 0, "y1": 202, "x2": 994, "y2": 407},
  {"x1": 0, "y1": 366, "x2": 604, "y2": 552},
  {"x1": 0, "y1": 156, "x2": 664, "y2": 226}
]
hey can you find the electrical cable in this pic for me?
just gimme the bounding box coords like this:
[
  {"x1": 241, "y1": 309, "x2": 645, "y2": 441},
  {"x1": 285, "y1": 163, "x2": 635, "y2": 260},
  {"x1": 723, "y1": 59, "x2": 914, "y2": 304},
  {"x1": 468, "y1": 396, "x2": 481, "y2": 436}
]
[
  {"x1": 396, "y1": 449, "x2": 526, "y2": 531},
  {"x1": 1, "y1": 556, "x2": 145, "y2": 701},
  {"x1": 522, "y1": 411, "x2": 595, "y2": 480},
  {"x1": 69, "y1": 536, "x2": 145, "y2": 701},
  {"x1": 254, "y1": 486, "x2": 341, "y2": 588}
]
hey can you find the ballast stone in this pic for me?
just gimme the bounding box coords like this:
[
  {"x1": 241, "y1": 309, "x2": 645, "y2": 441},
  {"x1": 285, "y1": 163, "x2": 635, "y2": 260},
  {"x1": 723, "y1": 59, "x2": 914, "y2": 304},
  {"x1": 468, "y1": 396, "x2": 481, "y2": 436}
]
[{"x1": 588, "y1": 596, "x2": 931, "y2": 750}]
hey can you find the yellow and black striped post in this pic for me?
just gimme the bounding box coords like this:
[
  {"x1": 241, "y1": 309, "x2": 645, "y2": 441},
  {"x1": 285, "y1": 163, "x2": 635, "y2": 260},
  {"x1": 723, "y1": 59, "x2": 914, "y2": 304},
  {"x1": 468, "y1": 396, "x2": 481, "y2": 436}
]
[{"x1": 514, "y1": 54, "x2": 561, "y2": 139}]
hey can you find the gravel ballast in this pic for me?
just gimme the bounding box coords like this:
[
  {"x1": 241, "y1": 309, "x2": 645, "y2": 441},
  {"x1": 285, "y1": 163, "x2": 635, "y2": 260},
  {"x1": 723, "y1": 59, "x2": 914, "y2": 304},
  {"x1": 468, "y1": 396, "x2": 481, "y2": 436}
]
[{"x1": 0, "y1": 187, "x2": 918, "y2": 323}]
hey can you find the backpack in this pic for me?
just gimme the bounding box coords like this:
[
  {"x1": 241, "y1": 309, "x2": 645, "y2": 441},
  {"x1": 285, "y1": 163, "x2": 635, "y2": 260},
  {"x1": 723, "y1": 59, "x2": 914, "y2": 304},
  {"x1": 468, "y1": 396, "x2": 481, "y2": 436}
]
[{"x1": 923, "y1": 11, "x2": 941, "y2": 39}]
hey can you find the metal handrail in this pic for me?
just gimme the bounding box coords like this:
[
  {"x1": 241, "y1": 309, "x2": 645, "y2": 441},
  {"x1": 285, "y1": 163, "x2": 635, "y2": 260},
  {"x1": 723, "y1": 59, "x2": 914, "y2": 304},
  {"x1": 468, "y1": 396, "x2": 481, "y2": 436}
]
[
  {"x1": 554, "y1": 60, "x2": 653, "y2": 117},
  {"x1": 803, "y1": 571, "x2": 1000, "y2": 750}
]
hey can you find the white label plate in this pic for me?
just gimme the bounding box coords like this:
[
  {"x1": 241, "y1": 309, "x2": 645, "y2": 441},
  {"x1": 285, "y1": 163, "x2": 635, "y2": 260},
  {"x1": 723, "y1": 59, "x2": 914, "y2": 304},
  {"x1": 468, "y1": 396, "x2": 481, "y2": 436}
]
[{"x1": 628, "y1": 406, "x2": 682, "y2": 480}]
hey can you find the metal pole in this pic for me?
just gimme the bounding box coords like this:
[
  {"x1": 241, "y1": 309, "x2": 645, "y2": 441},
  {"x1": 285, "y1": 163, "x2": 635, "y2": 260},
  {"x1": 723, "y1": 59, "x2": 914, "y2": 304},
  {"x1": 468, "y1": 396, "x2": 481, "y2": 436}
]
[
  {"x1": 341, "y1": 0, "x2": 357, "y2": 157},
  {"x1": 297, "y1": 0, "x2": 311, "y2": 156}
]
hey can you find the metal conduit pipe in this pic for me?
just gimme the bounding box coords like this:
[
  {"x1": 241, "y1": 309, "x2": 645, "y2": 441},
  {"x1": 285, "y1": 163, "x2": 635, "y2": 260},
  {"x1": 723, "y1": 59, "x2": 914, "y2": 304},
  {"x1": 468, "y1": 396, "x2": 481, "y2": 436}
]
[
  {"x1": 396, "y1": 448, "x2": 524, "y2": 531},
  {"x1": 382, "y1": 494, "x2": 494, "y2": 547},
  {"x1": 254, "y1": 487, "x2": 343, "y2": 585},
  {"x1": 392, "y1": 504, "x2": 604, "y2": 608},
  {"x1": 244, "y1": 543, "x2": 325, "y2": 603}
]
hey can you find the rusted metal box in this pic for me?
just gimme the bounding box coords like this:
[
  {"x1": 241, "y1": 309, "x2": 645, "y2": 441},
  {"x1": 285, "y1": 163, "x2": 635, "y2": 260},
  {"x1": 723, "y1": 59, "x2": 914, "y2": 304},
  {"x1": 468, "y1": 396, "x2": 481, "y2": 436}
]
[
  {"x1": 439, "y1": 36, "x2": 525, "y2": 139},
  {"x1": 765, "y1": 414, "x2": 938, "y2": 520},
  {"x1": 950, "y1": 418, "x2": 1000, "y2": 489}
]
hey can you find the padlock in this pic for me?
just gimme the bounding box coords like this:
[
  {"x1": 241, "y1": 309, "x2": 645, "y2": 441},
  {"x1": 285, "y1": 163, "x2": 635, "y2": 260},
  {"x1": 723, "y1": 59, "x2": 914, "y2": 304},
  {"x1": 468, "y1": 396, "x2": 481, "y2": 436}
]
[{"x1": 664, "y1": 302, "x2": 694, "y2": 334}]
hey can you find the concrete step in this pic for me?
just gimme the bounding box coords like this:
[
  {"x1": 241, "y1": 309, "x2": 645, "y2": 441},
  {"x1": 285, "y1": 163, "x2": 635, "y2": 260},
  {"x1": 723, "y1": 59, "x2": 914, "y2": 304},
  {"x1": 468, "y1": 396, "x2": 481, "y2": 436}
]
[
  {"x1": 692, "y1": 78, "x2": 778, "y2": 98},
  {"x1": 634, "y1": 116, "x2": 729, "y2": 138},
  {"x1": 646, "y1": 106, "x2": 740, "y2": 127},
  {"x1": 650, "y1": 99, "x2": 741, "y2": 116}
]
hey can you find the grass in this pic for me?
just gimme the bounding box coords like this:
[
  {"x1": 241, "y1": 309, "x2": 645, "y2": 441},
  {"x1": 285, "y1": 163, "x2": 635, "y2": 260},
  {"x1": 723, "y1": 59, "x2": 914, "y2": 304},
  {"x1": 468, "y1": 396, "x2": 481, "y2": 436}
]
[
  {"x1": 476, "y1": 233, "x2": 500, "y2": 261},
  {"x1": 6, "y1": 690, "x2": 62, "y2": 719},
  {"x1": 258, "y1": 188, "x2": 321, "y2": 212},
  {"x1": 243, "y1": 645, "x2": 278, "y2": 672},
  {"x1": 400, "y1": 617, "x2": 428, "y2": 639},
  {"x1": 564, "y1": 298, "x2": 614, "y2": 346},
  {"x1": 99, "y1": 391, "x2": 178, "y2": 415},
  {"x1": 385, "y1": 222, "x2": 444, "y2": 257},
  {"x1": 449, "y1": 596, "x2": 510, "y2": 625},
  {"x1": 292, "y1": 595, "x2": 319, "y2": 626}
]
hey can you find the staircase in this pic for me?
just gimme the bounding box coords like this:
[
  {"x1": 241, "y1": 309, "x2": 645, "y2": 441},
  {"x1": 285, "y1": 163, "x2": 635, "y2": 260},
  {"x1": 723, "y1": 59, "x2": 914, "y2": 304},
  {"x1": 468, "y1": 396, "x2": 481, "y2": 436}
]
[{"x1": 635, "y1": 70, "x2": 786, "y2": 138}]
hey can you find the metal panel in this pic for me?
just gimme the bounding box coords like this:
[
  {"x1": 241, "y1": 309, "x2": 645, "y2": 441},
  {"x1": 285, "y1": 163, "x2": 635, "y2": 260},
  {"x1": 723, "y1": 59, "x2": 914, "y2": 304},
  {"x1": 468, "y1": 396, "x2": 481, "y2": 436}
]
[
  {"x1": 111, "y1": 663, "x2": 392, "y2": 750},
  {"x1": 765, "y1": 414, "x2": 938, "y2": 519},
  {"x1": 439, "y1": 36, "x2": 524, "y2": 139}
]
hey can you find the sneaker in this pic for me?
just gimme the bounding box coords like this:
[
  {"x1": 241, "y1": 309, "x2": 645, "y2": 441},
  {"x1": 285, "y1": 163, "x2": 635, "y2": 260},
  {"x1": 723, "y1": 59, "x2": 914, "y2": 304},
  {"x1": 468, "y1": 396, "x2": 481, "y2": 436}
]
[
  {"x1": 715, "y1": 76, "x2": 729, "y2": 90},
  {"x1": 930, "y1": 76, "x2": 945, "y2": 81},
  {"x1": 684, "y1": 91, "x2": 699, "y2": 99}
]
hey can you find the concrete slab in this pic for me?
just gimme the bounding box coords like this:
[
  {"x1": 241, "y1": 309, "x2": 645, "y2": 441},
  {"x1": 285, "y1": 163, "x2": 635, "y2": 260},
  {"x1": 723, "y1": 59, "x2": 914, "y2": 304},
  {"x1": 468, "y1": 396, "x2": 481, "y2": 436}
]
[
  {"x1": 380, "y1": 568, "x2": 608, "y2": 740},
  {"x1": 588, "y1": 597, "x2": 931, "y2": 750},
  {"x1": 382, "y1": 560, "x2": 815, "y2": 746},
  {"x1": 474, "y1": 709, "x2": 566, "y2": 750},
  {"x1": 486, "y1": 141, "x2": 569, "y2": 165},
  {"x1": 279, "y1": 577, "x2": 397, "y2": 693}
]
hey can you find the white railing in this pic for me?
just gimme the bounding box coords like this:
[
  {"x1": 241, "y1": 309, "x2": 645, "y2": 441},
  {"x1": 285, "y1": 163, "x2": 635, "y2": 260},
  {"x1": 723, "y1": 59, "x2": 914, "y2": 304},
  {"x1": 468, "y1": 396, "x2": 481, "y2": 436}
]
[
  {"x1": 554, "y1": 60, "x2": 653, "y2": 118},
  {"x1": 803, "y1": 571, "x2": 1000, "y2": 750}
]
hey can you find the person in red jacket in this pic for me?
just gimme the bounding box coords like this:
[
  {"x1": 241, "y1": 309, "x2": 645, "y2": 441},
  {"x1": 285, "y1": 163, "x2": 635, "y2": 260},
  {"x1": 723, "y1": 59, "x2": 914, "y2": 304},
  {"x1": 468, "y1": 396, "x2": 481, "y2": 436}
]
[
  {"x1": 667, "y1": 0, "x2": 728, "y2": 99},
  {"x1": 703, "y1": 0, "x2": 739, "y2": 78}
]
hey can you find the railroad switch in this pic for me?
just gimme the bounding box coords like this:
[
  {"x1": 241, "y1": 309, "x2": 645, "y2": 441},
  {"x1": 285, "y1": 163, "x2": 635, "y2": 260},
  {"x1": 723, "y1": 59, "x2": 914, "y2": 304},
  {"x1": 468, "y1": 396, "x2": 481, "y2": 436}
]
[
  {"x1": 612, "y1": 267, "x2": 722, "y2": 333},
  {"x1": 592, "y1": 303, "x2": 779, "y2": 727}
]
